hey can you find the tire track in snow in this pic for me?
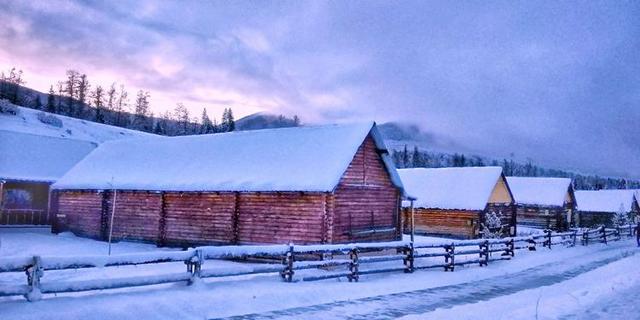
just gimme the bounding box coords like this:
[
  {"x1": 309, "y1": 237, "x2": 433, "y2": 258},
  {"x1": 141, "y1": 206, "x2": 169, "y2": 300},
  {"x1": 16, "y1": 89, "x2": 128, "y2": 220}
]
[{"x1": 213, "y1": 244, "x2": 637, "y2": 320}]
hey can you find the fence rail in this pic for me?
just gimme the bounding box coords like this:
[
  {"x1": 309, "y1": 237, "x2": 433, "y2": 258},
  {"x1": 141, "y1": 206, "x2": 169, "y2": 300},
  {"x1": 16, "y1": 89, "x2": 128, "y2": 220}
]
[
  {"x1": 0, "y1": 209, "x2": 50, "y2": 226},
  {"x1": 1, "y1": 225, "x2": 637, "y2": 302}
]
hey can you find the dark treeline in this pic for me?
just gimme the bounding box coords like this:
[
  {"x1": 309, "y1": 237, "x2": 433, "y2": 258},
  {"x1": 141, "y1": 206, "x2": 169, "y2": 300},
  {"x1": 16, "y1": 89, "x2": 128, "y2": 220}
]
[
  {"x1": 0, "y1": 68, "x2": 299, "y2": 136},
  {"x1": 393, "y1": 145, "x2": 640, "y2": 191}
]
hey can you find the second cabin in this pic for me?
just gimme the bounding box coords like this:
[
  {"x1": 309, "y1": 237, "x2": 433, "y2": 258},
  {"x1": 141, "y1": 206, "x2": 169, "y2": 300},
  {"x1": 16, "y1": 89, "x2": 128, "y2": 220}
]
[
  {"x1": 506, "y1": 177, "x2": 576, "y2": 231},
  {"x1": 398, "y1": 167, "x2": 516, "y2": 239}
]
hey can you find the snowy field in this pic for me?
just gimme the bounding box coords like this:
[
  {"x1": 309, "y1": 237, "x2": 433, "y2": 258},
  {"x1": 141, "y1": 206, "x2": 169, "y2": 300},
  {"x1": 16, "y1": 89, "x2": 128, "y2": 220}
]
[{"x1": 0, "y1": 228, "x2": 638, "y2": 320}]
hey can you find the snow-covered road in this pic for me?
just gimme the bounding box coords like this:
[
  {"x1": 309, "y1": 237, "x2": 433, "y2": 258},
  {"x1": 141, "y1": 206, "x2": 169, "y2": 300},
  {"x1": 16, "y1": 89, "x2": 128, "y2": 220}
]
[{"x1": 213, "y1": 244, "x2": 637, "y2": 319}]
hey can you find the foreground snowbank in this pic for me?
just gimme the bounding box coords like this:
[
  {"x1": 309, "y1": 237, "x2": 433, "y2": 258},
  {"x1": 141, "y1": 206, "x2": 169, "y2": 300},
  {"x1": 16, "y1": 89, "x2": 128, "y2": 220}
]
[{"x1": 0, "y1": 228, "x2": 636, "y2": 319}]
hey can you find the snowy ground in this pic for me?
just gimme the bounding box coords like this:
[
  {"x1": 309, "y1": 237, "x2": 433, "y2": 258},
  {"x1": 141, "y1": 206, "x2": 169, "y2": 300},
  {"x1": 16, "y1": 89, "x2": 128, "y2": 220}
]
[{"x1": 0, "y1": 228, "x2": 638, "y2": 320}]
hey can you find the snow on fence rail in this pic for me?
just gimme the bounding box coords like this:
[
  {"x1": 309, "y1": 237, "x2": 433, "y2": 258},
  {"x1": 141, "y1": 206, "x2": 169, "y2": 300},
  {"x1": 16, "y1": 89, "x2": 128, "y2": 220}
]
[{"x1": 0, "y1": 226, "x2": 636, "y2": 302}]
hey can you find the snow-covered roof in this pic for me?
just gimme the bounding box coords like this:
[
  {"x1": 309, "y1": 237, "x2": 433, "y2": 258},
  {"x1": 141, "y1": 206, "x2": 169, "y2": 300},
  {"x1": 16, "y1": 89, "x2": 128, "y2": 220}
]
[
  {"x1": 506, "y1": 177, "x2": 573, "y2": 207},
  {"x1": 0, "y1": 104, "x2": 155, "y2": 143},
  {"x1": 398, "y1": 167, "x2": 505, "y2": 210},
  {"x1": 575, "y1": 190, "x2": 638, "y2": 213},
  {"x1": 53, "y1": 122, "x2": 405, "y2": 193},
  {"x1": 0, "y1": 130, "x2": 97, "y2": 182}
]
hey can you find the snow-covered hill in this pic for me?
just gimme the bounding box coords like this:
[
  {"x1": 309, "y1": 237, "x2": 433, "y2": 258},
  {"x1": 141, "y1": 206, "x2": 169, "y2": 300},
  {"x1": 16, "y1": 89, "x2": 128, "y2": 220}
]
[{"x1": 0, "y1": 102, "x2": 155, "y2": 144}]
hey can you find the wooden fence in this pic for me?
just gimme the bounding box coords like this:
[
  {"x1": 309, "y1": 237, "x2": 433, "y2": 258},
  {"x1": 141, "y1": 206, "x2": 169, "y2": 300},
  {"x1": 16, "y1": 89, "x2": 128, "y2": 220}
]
[
  {"x1": 0, "y1": 225, "x2": 636, "y2": 302},
  {"x1": 0, "y1": 209, "x2": 50, "y2": 225}
]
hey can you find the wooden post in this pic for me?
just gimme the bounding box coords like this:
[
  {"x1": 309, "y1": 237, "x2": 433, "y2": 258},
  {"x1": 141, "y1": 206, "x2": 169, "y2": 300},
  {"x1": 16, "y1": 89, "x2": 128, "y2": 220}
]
[
  {"x1": 280, "y1": 243, "x2": 295, "y2": 282},
  {"x1": 157, "y1": 192, "x2": 167, "y2": 247},
  {"x1": 571, "y1": 230, "x2": 577, "y2": 247},
  {"x1": 348, "y1": 248, "x2": 359, "y2": 282},
  {"x1": 527, "y1": 237, "x2": 536, "y2": 251},
  {"x1": 410, "y1": 199, "x2": 416, "y2": 243},
  {"x1": 107, "y1": 189, "x2": 117, "y2": 255},
  {"x1": 444, "y1": 244, "x2": 455, "y2": 271},
  {"x1": 544, "y1": 229, "x2": 552, "y2": 249},
  {"x1": 601, "y1": 226, "x2": 607, "y2": 244},
  {"x1": 583, "y1": 230, "x2": 589, "y2": 246},
  {"x1": 232, "y1": 192, "x2": 240, "y2": 244},
  {"x1": 404, "y1": 243, "x2": 414, "y2": 273},
  {"x1": 25, "y1": 256, "x2": 43, "y2": 302},
  {"x1": 187, "y1": 249, "x2": 203, "y2": 285},
  {"x1": 479, "y1": 241, "x2": 487, "y2": 266},
  {"x1": 503, "y1": 238, "x2": 514, "y2": 257}
]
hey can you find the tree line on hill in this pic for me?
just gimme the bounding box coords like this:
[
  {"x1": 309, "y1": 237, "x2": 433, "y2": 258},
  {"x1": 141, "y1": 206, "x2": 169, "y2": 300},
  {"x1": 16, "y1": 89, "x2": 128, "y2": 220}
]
[
  {"x1": 0, "y1": 67, "x2": 300, "y2": 136},
  {"x1": 392, "y1": 145, "x2": 640, "y2": 190}
]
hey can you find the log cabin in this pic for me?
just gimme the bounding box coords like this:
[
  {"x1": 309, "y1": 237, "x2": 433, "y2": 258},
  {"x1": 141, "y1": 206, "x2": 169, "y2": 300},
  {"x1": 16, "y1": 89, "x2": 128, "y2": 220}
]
[
  {"x1": 0, "y1": 130, "x2": 96, "y2": 225},
  {"x1": 398, "y1": 167, "x2": 516, "y2": 239},
  {"x1": 51, "y1": 122, "x2": 406, "y2": 246},
  {"x1": 574, "y1": 190, "x2": 639, "y2": 227},
  {"x1": 506, "y1": 177, "x2": 576, "y2": 231}
]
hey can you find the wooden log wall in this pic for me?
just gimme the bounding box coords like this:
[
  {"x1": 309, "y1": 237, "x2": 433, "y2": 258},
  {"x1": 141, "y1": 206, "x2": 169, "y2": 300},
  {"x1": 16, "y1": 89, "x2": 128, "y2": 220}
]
[
  {"x1": 57, "y1": 191, "x2": 103, "y2": 239},
  {"x1": 162, "y1": 192, "x2": 235, "y2": 246},
  {"x1": 331, "y1": 136, "x2": 401, "y2": 243},
  {"x1": 237, "y1": 192, "x2": 326, "y2": 244},
  {"x1": 515, "y1": 205, "x2": 565, "y2": 231},
  {"x1": 578, "y1": 211, "x2": 615, "y2": 228},
  {"x1": 403, "y1": 208, "x2": 480, "y2": 239},
  {"x1": 108, "y1": 191, "x2": 162, "y2": 242}
]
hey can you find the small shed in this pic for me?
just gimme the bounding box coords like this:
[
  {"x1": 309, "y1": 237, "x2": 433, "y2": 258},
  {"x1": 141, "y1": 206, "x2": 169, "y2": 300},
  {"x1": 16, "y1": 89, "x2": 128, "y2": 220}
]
[
  {"x1": 574, "y1": 190, "x2": 640, "y2": 227},
  {"x1": 52, "y1": 122, "x2": 406, "y2": 246},
  {"x1": 398, "y1": 167, "x2": 515, "y2": 239},
  {"x1": 506, "y1": 177, "x2": 576, "y2": 231},
  {"x1": 0, "y1": 130, "x2": 96, "y2": 225}
]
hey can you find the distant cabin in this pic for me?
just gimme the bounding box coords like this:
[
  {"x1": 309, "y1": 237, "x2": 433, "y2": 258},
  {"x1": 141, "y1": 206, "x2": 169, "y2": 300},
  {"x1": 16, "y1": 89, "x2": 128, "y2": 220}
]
[
  {"x1": 574, "y1": 190, "x2": 639, "y2": 227},
  {"x1": 0, "y1": 130, "x2": 96, "y2": 225},
  {"x1": 506, "y1": 177, "x2": 576, "y2": 231},
  {"x1": 51, "y1": 122, "x2": 406, "y2": 246},
  {"x1": 398, "y1": 167, "x2": 515, "y2": 239}
]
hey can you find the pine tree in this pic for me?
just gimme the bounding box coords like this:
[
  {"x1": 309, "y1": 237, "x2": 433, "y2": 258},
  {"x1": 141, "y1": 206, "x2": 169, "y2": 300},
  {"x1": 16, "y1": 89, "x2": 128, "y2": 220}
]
[
  {"x1": 76, "y1": 73, "x2": 89, "y2": 117},
  {"x1": 56, "y1": 81, "x2": 65, "y2": 114},
  {"x1": 92, "y1": 85, "x2": 105, "y2": 123},
  {"x1": 65, "y1": 70, "x2": 80, "y2": 116},
  {"x1": 106, "y1": 83, "x2": 116, "y2": 111},
  {"x1": 173, "y1": 103, "x2": 189, "y2": 135},
  {"x1": 115, "y1": 85, "x2": 128, "y2": 127},
  {"x1": 293, "y1": 115, "x2": 301, "y2": 126},
  {"x1": 402, "y1": 145, "x2": 409, "y2": 168},
  {"x1": 133, "y1": 90, "x2": 151, "y2": 131},
  {"x1": 200, "y1": 108, "x2": 214, "y2": 134},
  {"x1": 0, "y1": 68, "x2": 25, "y2": 104},
  {"x1": 411, "y1": 146, "x2": 423, "y2": 167},
  {"x1": 33, "y1": 96, "x2": 43, "y2": 110},
  {"x1": 47, "y1": 85, "x2": 56, "y2": 113},
  {"x1": 221, "y1": 108, "x2": 235, "y2": 132}
]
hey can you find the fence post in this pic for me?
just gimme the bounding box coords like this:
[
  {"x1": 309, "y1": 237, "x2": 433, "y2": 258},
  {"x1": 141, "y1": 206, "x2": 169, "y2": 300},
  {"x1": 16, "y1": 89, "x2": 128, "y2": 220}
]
[
  {"x1": 503, "y1": 238, "x2": 514, "y2": 257},
  {"x1": 444, "y1": 244, "x2": 455, "y2": 271},
  {"x1": 601, "y1": 226, "x2": 607, "y2": 245},
  {"x1": 479, "y1": 240, "x2": 489, "y2": 266},
  {"x1": 403, "y1": 243, "x2": 414, "y2": 273},
  {"x1": 280, "y1": 243, "x2": 295, "y2": 282},
  {"x1": 187, "y1": 249, "x2": 203, "y2": 285},
  {"x1": 571, "y1": 230, "x2": 577, "y2": 247},
  {"x1": 583, "y1": 230, "x2": 589, "y2": 246},
  {"x1": 24, "y1": 256, "x2": 43, "y2": 302},
  {"x1": 527, "y1": 237, "x2": 536, "y2": 251},
  {"x1": 348, "y1": 248, "x2": 359, "y2": 282},
  {"x1": 544, "y1": 229, "x2": 552, "y2": 249}
]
